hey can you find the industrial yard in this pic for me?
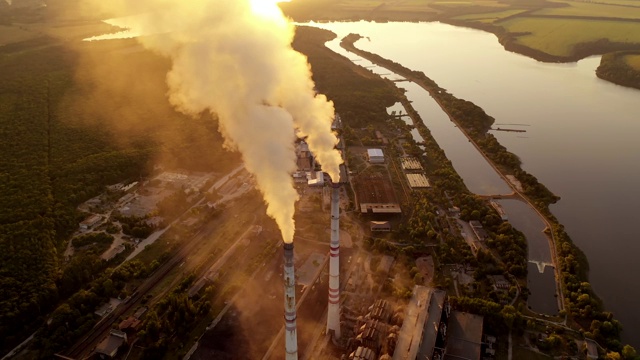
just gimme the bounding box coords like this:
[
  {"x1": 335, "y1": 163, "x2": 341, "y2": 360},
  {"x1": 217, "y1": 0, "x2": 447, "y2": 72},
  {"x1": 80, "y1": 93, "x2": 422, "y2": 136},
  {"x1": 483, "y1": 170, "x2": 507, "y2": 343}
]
[{"x1": 60, "y1": 101, "x2": 504, "y2": 360}]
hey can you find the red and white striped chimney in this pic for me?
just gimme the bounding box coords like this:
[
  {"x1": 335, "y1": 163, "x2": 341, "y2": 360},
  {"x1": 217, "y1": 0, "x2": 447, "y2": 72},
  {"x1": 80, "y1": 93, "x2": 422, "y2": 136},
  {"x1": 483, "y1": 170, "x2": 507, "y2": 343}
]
[
  {"x1": 326, "y1": 183, "x2": 341, "y2": 338},
  {"x1": 283, "y1": 242, "x2": 298, "y2": 360}
]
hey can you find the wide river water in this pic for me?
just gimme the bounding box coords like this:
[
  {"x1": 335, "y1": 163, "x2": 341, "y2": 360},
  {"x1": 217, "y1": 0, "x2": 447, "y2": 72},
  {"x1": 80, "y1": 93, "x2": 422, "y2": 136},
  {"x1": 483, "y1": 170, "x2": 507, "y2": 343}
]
[{"x1": 312, "y1": 21, "x2": 640, "y2": 346}]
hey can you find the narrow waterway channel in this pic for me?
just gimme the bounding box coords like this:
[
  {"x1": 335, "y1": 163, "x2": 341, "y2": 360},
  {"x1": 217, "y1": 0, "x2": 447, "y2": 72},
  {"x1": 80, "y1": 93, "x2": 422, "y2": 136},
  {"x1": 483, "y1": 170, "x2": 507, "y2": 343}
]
[
  {"x1": 497, "y1": 199, "x2": 558, "y2": 315},
  {"x1": 310, "y1": 21, "x2": 640, "y2": 345},
  {"x1": 322, "y1": 27, "x2": 559, "y2": 315}
]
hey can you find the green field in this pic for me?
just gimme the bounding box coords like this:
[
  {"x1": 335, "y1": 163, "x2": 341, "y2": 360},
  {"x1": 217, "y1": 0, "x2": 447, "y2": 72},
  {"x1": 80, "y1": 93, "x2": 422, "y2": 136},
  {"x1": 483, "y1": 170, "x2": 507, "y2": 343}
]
[
  {"x1": 500, "y1": 17, "x2": 640, "y2": 56},
  {"x1": 454, "y1": 9, "x2": 526, "y2": 22},
  {"x1": 579, "y1": 0, "x2": 640, "y2": 6},
  {"x1": 624, "y1": 53, "x2": 640, "y2": 69},
  {"x1": 534, "y1": 1, "x2": 640, "y2": 20}
]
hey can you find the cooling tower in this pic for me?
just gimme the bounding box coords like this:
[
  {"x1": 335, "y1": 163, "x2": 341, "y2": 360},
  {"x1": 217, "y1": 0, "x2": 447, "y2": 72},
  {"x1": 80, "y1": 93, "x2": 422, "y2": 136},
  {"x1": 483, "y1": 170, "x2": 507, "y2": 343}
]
[
  {"x1": 327, "y1": 183, "x2": 341, "y2": 338},
  {"x1": 283, "y1": 242, "x2": 298, "y2": 360}
]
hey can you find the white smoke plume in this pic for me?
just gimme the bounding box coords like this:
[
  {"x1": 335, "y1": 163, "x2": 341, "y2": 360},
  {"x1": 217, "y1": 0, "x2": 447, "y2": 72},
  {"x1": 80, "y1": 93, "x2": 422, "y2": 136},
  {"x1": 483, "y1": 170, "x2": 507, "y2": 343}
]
[{"x1": 86, "y1": 0, "x2": 342, "y2": 243}]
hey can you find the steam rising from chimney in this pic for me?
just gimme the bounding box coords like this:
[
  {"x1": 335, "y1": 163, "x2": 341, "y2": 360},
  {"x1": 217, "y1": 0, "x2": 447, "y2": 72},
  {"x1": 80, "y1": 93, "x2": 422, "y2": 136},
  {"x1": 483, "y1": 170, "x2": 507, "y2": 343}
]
[{"x1": 88, "y1": 0, "x2": 343, "y2": 243}]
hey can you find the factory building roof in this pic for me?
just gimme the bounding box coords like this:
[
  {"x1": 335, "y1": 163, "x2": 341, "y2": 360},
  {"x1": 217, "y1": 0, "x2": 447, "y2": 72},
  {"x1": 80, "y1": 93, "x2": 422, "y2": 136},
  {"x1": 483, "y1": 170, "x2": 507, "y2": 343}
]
[
  {"x1": 360, "y1": 203, "x2": 402, "y2": 214},
  {"x1": 367, "y1": 148, "x2": 385, "y2": 163},
  {"x1": 354, "y1": 174, "x2": 401, "y2": 214},
  {"x1": 444, "y1": 311, "x2": 484, "y2": 360},
  {"x1": 368, "y1": 300, "x2": 392, "y2": 322},
  {"x1": 118, "y1": 316, "x2": 141, "y2": 332},
  {"x1": 96, "y1": 330, "x2": 127, "y2": 358},
  {"x1": 297, "y1": 157, "x2": 312, "y2": 171},
  {"x1": 367, "y1": 148, "x2": 384, "y2": 157},
  {"x1": 79, "y1": 214, "x2": 101, "y2": 230},
  {"x1": 392, "y1": 286, "x2": 431, "y2": 360},
  {"x1": 350, "y1": 346, "x2": 377, "y2": 360},
  {"x1": 469, "y1": 221, "x2": 489, "y2": 241},
  {"x1": 400, "y1": 157, "x2": 423, "y2": 171},
  {"x1": 308, "y1": 171, "x2": 325, "y2": 186},
  {"x1": 133, "y1": 306, "x2": 148, "y2": 319},
  {"x1": 370, "y1": 221, "x2": 391, "y2": 232},
  {"x1": 393, "y1": 286, "x2": 447, "y2": 360},
  {"x1": 417, "y1": 289, "x2": 446, "y2": 359},
  {"x1": 406, "y1": 174, "x2": 430, "y2": 188}
]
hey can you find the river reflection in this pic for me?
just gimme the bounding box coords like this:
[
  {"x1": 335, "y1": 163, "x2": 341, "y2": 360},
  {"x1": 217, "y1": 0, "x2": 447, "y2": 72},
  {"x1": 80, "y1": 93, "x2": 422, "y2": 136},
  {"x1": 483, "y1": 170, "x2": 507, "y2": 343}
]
[
  {"x1": 323, "y1": 30, "x2": 557, "y2": 314},
  {"x1": 313, "y1": 21, "x2": 639, "y2": 345},
  {"x1": 322, "y1": 34, "x2": 512, "y2": 196}
]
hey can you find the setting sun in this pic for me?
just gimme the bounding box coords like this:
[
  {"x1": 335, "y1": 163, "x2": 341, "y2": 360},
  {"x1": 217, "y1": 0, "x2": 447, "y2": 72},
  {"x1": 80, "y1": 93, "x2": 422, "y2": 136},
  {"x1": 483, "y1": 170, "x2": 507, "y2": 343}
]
[{"x1": 249, "y1": 0, "x2": 291, "y2": 19}]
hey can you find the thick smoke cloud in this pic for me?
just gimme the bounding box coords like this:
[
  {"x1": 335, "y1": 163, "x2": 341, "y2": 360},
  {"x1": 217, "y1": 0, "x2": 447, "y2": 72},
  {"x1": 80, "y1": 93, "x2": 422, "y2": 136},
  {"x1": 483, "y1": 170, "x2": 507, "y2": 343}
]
[{"x1": 88, "y1": 0, "x2": 342, "y2": 243}]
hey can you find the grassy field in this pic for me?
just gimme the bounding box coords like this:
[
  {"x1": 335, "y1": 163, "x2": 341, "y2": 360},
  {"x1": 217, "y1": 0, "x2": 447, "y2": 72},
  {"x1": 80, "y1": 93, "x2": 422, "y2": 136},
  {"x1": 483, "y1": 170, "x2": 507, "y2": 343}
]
[
  {"x1": 579, "y1": 0, "x2": 640, "y2": 6},
  {"x1": 533, "y1": 1, "x2": 640, "y2": 19},
  {"x1": 624, "y1": 53, "x2": 640, "y2": 69},
  {"x1": 500, "y1": 17, "x2": 640, "y2": 56},
  {"x1": 453, "y1": 9, "x2": 526, "y2": 22},
  {"x1": 22, "y1": 21, "x2": 117, "y2": 41},
  {"x1": 280, "y1": 0, "x2": 508, "y2": 20},
  {"x1": 282, "y1": 0, "x2": 640, "y2": 62}
]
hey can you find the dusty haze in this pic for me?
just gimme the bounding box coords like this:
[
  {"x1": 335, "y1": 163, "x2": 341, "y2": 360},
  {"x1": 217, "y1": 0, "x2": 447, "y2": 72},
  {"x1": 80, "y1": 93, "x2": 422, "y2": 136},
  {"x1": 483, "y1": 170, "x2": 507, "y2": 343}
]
[{"x1": 83, "y1": 0, "x2": 343, "y2": 243}]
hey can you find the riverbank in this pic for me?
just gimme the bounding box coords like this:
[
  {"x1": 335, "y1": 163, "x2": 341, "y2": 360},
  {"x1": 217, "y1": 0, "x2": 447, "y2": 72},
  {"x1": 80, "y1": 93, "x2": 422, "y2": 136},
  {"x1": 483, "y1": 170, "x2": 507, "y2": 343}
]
[
  {"x1": 339, "y1": 33, "x2": 632, "y2": 353},
  {"x1": 282, "y1": 0, "x2": 640, "y2": 68},
  {"x1": 341, "y1": 34, "x2": 563, "y2": 312},
  {"x1": 442, "y1": 18, "x2": 640, "y2": 63}
]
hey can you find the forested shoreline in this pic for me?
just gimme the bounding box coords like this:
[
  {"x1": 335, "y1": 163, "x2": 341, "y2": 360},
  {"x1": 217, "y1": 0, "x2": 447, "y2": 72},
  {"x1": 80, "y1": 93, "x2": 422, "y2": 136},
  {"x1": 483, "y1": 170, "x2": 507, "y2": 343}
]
[{"x1": 340, "y1": 32, "x2": 633, "y2": 355}]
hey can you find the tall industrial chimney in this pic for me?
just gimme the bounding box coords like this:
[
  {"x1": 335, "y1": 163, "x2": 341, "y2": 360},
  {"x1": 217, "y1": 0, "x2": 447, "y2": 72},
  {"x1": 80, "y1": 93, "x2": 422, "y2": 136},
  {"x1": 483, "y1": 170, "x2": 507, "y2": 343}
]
[
  {"x1": 283, "y1": 242, "x2": 299, "y2": 360},
  {"x1": 327, "y1": 183, "x2": 341, "y2": 338}
]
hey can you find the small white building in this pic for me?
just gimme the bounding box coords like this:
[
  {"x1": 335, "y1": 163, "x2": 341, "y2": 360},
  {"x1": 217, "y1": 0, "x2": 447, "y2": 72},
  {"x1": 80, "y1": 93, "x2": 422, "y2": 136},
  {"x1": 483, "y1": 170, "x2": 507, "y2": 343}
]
[
  {"x1": 367, "y1": 148, "x2": 384, "y2": 164},
  {"x1": 307, "y1": 171, "x2": 325, "y2": 187}
]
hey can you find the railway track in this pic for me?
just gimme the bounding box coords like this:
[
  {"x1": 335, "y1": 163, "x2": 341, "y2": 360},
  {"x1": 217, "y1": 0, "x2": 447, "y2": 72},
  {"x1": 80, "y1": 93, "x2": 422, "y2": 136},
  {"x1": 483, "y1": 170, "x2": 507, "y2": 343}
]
[{"x1": 63, "y1": 208, "x2": 243, "y2": 359}]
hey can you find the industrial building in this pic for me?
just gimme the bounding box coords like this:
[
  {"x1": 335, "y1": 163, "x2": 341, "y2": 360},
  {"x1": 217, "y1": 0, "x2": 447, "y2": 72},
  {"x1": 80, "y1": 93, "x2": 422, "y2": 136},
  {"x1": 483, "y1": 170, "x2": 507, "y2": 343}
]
[
  {"x1": 95, "y1": 329, "x2": 127, "y2": 359},
  {"x1": 442, "y1": 311, "x2": 484, "y2": 360},
  {"x1": 367, "y1": 148, "x2": 385, "y2": 164},
  {"x1": 307, "y1": 171, "x2": 325, "y2": 187},
  {"x1": 353, "y1": 175, "x2": 401, "y2": 214},
  {"x1": 370, "y1": 221, "x2": 391, "y2": 232},
  {"x1": 296, "y1": 141, "x2": 314, "y2": 171},
  {"x1": 349, "y1": 346, "x2": 377, "y2": 360},
  {"x1": 469, "y1": 221, "x2": 488, "y2": 241},
  {"x1": 400, "y1": 157, "x2": 423, "y2": 171},
  {"x1": 79, "y1": 214, "x2": 102, "y2": 230},
  {"x1": 392, "y1": 286, "x2": 446, "y2": 360},
  {"x1": 405, "y1": 173, "x2": 430, "y2": 189}
]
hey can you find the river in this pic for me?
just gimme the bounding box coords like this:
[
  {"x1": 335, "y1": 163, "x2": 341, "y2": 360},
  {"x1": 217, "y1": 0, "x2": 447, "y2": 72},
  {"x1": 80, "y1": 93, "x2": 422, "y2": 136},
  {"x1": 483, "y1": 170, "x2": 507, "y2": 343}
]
[{"x1": 314, "y1": 21, "x2": 640, "y2": 346}]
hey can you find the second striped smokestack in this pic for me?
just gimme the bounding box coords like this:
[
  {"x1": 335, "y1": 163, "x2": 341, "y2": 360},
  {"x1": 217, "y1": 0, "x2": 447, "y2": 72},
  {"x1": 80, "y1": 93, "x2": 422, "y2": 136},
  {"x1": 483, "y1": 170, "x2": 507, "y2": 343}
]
[
  {"x1": 327, "y1": 183, "x2": 341, "y2": 338},
  {"x1": 283, "y1": 242, "x2": 298, "y2": 360}
]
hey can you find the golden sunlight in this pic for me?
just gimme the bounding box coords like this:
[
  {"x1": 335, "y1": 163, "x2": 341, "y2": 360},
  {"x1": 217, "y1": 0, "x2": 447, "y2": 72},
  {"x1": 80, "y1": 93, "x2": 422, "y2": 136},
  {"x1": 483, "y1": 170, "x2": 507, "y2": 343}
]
[{"x1": 249, "y1": 0, "x2": 291, "y2": 19}]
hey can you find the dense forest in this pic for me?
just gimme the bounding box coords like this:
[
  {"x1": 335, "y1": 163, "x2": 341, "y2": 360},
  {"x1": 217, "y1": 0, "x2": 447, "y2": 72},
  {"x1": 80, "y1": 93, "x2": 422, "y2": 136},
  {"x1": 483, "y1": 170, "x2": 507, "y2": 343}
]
[
  {"x1": 0, "y1": 33, "x2": 239, "y2": 353},
  {"x1": 292, "y1": 27, "x2": 398, "y2": 128}
]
